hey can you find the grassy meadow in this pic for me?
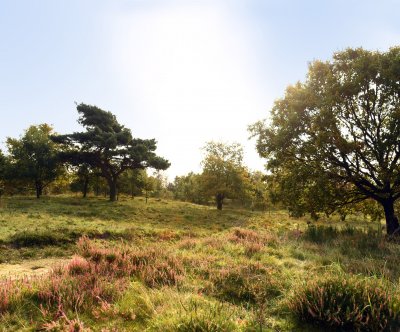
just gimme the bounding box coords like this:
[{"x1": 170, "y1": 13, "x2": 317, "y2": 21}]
[{"x1": 0, "y1": 196, "x2": 399, "y2": 331}]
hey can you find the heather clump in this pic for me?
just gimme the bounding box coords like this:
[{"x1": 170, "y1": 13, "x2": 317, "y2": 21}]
[{"x1": 287, "y1": 272, "x2": 400, "y2": 331}]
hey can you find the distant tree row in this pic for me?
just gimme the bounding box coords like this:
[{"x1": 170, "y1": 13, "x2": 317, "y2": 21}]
[
  {"x1": 0, "y1": 104, "x2": 267, "y2": 210},
  {"x1": 0, "y1": 104, "x2": 170, "y2": 201}
]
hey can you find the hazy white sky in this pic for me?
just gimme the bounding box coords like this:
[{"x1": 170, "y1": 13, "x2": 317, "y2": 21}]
[{"x1": 1, "y1": 0, "x2": 399, "y2": 179}]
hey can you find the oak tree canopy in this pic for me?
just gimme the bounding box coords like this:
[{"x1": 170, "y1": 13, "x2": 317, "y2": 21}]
[{"x1": 251, "y1": 47, "x2": 400, "y2": 235}]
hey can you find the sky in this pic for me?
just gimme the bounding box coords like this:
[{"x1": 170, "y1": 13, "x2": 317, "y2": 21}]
[{"x1": 0, "y1": 0, "x2": 399, "y2": 180}]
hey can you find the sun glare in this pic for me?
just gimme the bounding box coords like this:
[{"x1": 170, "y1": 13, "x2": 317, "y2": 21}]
[{"x1": 107, "y1": 3, "x2": 266, "y2": 177}]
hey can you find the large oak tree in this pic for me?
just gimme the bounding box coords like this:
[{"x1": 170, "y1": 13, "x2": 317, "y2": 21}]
[
  {"x1": 53, "y1": 103, "x2": 170, "y2": 201},
  {"x1": 251, "y1": 47, "x2": 400, "y2": 235}
]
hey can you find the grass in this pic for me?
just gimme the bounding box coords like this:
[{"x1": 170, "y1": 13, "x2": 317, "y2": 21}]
[
  {"x1": 287, "y1": 269, "x2": 400, "y2": 331},
  {"x1": 0, "y1": 195, "x2": 399, "y2": 330}
]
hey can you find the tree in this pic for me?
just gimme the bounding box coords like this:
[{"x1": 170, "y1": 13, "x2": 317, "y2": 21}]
[
  {"x1": 201, "y1": 141, "x2": 250, "y2": 210},
  {"x1": 0, "y1": 150, "x2": 7, "y2": 199},
  {"x1": 70, "y1": 164, "x2": 95, "y2": 198},
  {"x1": 7, "y1": 124, "x2": 63, "y2": 198},
  {"x1": 265, "y1": 160, "x2": 353, "y2": 219},
  {"x1": 250, "y1": 47, "x2": 400, "y2": 235},
  {"x1": 172, "y1": 172, "x2": 207, "y2": 204},
  {"x1": 118, "y1": 169, "x2": 146, "y2": 198},
  {"x1": 247, "y1": 171, "x2": 270, "y2": 211},
  {"x1": 53, "y1": 103, "x2": 170, "y2": 201}
]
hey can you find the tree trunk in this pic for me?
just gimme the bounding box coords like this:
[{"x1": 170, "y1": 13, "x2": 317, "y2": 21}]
[
  {"x1": 35, "y1": 180, "x2": 43, "y2": 199},
  {"x1": 82, "y1": 176, "x2": 89, "y2": 198},
  {"x1": 216, "y1": 193, "x2": 224, "y2": 210},
  {"x1": 109, "y1": 180, "x2": 117, "y2": 202},
  {"x1": 382, "y1": 199, "x2": 400, "y2": 236}
]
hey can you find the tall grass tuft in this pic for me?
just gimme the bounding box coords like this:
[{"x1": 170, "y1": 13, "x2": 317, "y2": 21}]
[
  {"x1": 150, "y1": 297, "x2": 245, "y2": 331},
  {"x1": 288, "y1": 272, "x2": 400, "y2": 331},
  {"x1": 207, "y1": 263, "x2": 284, "y2": 304}
]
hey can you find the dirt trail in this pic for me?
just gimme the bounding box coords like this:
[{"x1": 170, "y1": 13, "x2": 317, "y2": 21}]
[{"x1": 0, "y1": 257, "x2": 71, "y2": 280}]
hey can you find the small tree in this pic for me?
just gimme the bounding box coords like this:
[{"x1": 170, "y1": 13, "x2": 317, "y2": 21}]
[
  {"x1": 7, "y1": 124, "x2": 63, "y2": 198},
  {"x1": 172, "y1": 172, "x2": 207, "y2": 204},
  {"x1": 118, "y1": 169, "x2": 146, "y2": 198},
  {"x1": 201, "y1": 141, "x2": 250, "y2": 210},
  {"x1": 250, "y1": 47, "x2": 400, "y2": 235},
  {"x1": 53, "y1": 103, "x2": 170, "y2": 201},
  {"x1": 69, "y1": 164, "x2": 95, "y2": 198}
]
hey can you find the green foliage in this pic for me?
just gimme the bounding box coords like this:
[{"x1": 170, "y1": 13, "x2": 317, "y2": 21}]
[
  {"x1": 0, "y1": 151, "x2": 7, "y2": 197},
  {"x1": 69, "y1": 163, "x2": 95, "y2": 197},
  {"x1": 201, "y1": 141, "x2": 252, "y2": 209},
  {"x1": 53, "y1": 103, "x2": 170, "y2": 201},
  {"x1": 250, "y1": 47, "x2": 400, "y2": 234},
  {"x1": 247, "y1": 171, "x2": 270, "y2": 210},
  {"x1": 118, "y1": 169, "x2": 146, "y2": 197},
  {"x1": 288, "y1": 272, "x2": 400, "y2": 331},
  {"x1": 148, "y1": 171, "x2": 173, "y2": 199},
  {"x1": 6, "y1": 124, "x2": 63, "y2": 198},
  {"x1": 172, "y1": 172, "x2": 207, "y2": 204},
  {"x1": 9, "y1": 230, "x2": 73, "y2": 248}
]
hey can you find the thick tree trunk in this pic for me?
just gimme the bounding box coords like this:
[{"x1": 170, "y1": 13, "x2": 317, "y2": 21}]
[
  {"x1": 382, "y1": 199, "x2": 400, "y2": 236},
  {"x1": 35, "y1": 180, "x2": 43, "y2": 199},
  {"x1": 109, "y1": 180, "x2": 117, "y2": 202},
  {"x1": 216, "y1": 193, "x2": 224, "y2": 210}
]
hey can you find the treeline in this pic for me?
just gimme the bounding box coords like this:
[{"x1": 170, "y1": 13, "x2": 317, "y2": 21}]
[
  {"x1": 0, "y1": 104, "x2": 269, "y2": 210},
  {"x1": 2, "y1": 47, "x2": 400, "y2": 233},
  {"x1": 0, "y1": 104, "x2": 169, "y2": 202}
]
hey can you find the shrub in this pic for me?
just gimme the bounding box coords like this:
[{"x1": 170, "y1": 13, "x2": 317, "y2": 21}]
[
  {"x1": 231, "y1": 228, "x2": 261, "y2": 242},
  {"x1": 0, "y1": 278, "x2": 33, "y2": 315},
  {"x1": 9, "y1": 230, "x2": 73, "y2": 248},
  {"x1": 288, "y1": 273, "x2": 400, "y2": 331},
  {"x1": 228, "y1": 228, "x2": 277, "y2": 252},
  {"x1": 77, "y1": 236, "x2": 185, "y2": 288},
  {"x1": 139, "y1": 256, "x2": 184, "y2": 288},
  {"x1": 67, "y1": 256, "x2": 91, "y2": 275}
]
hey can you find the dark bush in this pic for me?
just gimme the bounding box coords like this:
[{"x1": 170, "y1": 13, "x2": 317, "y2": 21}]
[{"x1": 9, "y1": 230, "x2": 73, "y2": 248}]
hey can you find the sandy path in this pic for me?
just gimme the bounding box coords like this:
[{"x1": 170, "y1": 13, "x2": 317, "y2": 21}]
[{"x1": 0, "y1": 257, "x2": 71, "y2": 280}]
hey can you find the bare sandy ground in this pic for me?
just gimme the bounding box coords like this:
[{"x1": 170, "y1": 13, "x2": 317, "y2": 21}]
[{"x1": 0, "y1": 258, "x2": 70, "y2": 280}]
